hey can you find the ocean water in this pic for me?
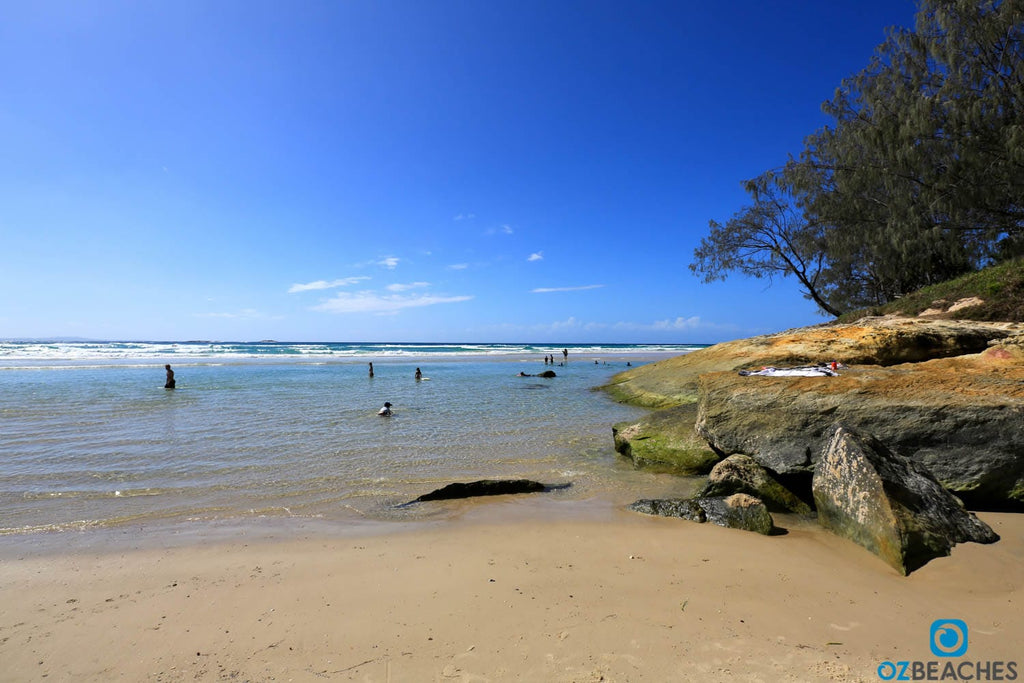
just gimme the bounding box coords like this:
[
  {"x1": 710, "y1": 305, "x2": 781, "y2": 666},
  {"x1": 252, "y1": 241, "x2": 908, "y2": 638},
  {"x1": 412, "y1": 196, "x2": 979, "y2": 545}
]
[{"x1": 0, "y1": 341, "x2": 706, "y2": 538}]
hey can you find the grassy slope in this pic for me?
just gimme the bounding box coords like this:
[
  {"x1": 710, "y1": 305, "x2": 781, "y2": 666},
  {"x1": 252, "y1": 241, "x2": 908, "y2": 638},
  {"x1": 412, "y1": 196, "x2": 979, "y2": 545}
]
[{"x1": 837, "y1": 258, "x2": 1024, "y2": 323}]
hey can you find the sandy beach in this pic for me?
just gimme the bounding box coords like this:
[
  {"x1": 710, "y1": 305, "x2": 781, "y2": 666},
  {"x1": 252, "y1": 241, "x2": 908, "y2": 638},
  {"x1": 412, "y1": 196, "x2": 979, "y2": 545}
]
[{"x1": 2, "y1": 498, "x2": 1021, "y2": 682}]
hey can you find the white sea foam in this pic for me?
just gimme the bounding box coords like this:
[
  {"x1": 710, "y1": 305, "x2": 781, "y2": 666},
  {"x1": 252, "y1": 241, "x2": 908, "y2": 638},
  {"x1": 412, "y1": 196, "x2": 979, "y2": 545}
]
[{"x1": 0, "y1": 340, "x2": 704, "y2": 366}]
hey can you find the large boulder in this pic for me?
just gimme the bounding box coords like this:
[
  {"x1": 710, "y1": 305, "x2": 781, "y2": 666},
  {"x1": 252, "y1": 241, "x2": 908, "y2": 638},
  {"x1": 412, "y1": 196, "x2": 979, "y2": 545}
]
[
  {"x1": 612, "y1": 403, "x2": 719, "y2": 474},
  {"x1": 629, "y1": 493, "x2": 774, "y2": 535},
  {"x1": 603, "y1": 317, "x2": 1017, "y2": 408},
  {"x1": 812, "y1": 425, "x2": 999, "y2": 574},
  {"x1": 700, "y1": 454, "x2": 812, "y2": 514},
  {"x1": 694, "y1": 340, "x2": 1024, "y2": 508}
]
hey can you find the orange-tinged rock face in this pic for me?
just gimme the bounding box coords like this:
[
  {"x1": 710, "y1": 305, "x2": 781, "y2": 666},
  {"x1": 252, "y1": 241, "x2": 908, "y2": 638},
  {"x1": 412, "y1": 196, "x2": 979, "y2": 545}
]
[{"x1": 605, "y1": 316, "x2": 1022, "y2": 408}]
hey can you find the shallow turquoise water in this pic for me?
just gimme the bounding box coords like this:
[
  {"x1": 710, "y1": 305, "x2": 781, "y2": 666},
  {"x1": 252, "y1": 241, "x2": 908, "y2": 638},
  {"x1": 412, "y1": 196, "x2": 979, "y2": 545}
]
[{"x1": 1, "y1": 349, "x2": 701, "y2": 536}]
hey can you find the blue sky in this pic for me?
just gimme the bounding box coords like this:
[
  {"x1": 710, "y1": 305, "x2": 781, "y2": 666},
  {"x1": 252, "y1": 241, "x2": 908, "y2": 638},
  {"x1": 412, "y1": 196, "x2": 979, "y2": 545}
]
[{"x1": 0, "y1": 1, "x2": 918, "y2": 344}]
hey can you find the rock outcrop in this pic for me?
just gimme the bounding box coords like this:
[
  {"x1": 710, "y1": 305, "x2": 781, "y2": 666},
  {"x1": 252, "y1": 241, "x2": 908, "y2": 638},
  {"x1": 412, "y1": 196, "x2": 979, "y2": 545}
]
[
  {"x1": 813, "y1": 425, "x2": 1000, "y2": 574},
  {"x1": 699, "y1": 454, "x2": 812, "y2": 514},
  {"x1": 603, "y1": 317, "x2": 1018, "y2": 408},
  {"x1": 694, "y1": 341, "x2": 1024, "y2": 507},
  {"x1": 604, "y1": 316, "x2": 1021, "y2": 569},
  {"x1": 612, "y1": 403, "x2": 719, "y2": 473},
  {"x1": 629, "y1": 493, "x2": 774, "y2": 535},
  {"x1": 604, "y1": 319, "x2": 1024, "y2": 506}
]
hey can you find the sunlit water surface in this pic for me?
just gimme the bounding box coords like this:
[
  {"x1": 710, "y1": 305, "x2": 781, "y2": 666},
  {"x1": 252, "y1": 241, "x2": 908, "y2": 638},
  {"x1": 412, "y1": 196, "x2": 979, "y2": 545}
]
[{"x1": 1, "y1": 343, "x2": 706, "y2": 540}]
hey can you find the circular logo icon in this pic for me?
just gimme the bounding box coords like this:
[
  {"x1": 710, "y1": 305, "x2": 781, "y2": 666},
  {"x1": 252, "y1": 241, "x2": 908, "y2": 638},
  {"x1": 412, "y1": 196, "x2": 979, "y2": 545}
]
[{"x1": 930, "y1": 619, "x2": 969, "y2": 657}]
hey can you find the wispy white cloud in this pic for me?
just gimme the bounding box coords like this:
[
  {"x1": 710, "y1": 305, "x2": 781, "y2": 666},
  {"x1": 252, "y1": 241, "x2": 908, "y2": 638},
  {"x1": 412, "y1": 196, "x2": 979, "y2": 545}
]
[
  {"x1": 377, "y1": 257, "x2": 400, "y2": 269},
  {"x1": 288, "y1": 277, "x2": 370, "y2": 294},
  {"x1": 312, "y1": 291, "x2": 473, "y2": 315},
  {"x1": 549, "y1": 316, "x2": 586, "y2": 330},
  {"x1": 486, "y1": 224, "x2": 514, "y2": 236},
  {"x1": 448, "y1": 263, "x2": 469, "y2": 270},
  {"x1": 531, "y1": 284, "x2": 604, "y2": 293},
  {"x1": 649, "y1": 316, "x2": 705, "y2": 331},
  {"x1": 386, "y1": 281, "x2": 430, "y2": 292},
  {"x1": 527, "y1": 252, "x2": 544, "y2": 262}
]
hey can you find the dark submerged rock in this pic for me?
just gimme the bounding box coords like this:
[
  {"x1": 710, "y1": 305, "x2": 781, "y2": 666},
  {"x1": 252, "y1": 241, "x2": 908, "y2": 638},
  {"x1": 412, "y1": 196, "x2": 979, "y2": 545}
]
[
  {"x1": 629, "y1": 493, "x2": 774, "y2": 535},
  {"x1": 812, "y1": 424, "x2": 999, "y2": 575},
  {"x1": 407, "y1": 479, "x2": 565, "y2": 504}
]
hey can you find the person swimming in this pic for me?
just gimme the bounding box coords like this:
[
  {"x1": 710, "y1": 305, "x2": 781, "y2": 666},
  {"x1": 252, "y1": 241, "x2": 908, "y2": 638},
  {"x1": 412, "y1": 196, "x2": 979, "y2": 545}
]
[{"x1": 377, "y1": 401, "x2": 392, "y2": 416}]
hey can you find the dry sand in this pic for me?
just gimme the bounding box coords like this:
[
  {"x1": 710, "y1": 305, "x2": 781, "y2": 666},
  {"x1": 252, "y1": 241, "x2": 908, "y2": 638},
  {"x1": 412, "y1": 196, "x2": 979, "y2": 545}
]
[{"x1": 1, "y1": 498, "x2": 1022, "y2": 682}]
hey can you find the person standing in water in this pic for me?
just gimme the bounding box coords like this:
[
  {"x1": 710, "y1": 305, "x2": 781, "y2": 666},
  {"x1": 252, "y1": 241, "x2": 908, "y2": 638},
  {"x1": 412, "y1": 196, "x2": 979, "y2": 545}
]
[
  {"x1": 164, "y1": 364, "x2": 176, "y2": 389},
  {"x1": 562, "y1": 348, "x2": 568, "y2": 362},
  {"x1": 415, "y1": 367, "x2": 422, "y2": 380},
  {"x1": 368, "y1": 362, "x2": 374, "y2": 378}
]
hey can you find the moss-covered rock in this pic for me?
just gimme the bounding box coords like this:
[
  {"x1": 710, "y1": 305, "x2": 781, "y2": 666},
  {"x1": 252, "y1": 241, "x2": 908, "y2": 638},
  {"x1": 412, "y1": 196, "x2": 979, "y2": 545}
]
[
  {"x1": 700, "y1": 454, "x2": 812, "y2": 514},
  {"x1": 612, "y1": 403, "x2": 719, "y2": 474},
  {"x1": 629, "y1": 493, "x2": 774, "y2": 535}
]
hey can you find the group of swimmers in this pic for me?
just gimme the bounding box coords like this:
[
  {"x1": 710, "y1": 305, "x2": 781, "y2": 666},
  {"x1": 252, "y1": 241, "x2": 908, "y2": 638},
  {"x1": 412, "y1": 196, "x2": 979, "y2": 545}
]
[
  {"x1": 368, "y1": 362, "x2": 423, "y2": 380},
  {"x1": 164, "y1": 352, "x2": 606, "y2": 418},
  {"x1": 163, "y1": 363, "x2": 409, "y2": 417},
  {"x1": 543, "y1": 349, "x2": 569, "y2": 366}
]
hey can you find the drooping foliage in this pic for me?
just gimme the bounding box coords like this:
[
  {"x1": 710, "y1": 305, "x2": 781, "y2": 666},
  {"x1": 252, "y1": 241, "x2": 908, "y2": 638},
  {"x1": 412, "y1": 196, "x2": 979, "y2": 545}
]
[
  {"x1": 691, "y1": 172, "x2": 839, "y2": 316},
  {"x1": 692, "y1": 0, "x2": 1024, "y2": 316}
]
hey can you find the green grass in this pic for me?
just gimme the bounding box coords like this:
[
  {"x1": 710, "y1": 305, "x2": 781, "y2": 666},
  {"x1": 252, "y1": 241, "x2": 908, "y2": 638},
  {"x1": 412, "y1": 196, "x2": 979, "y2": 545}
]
[{"x1": 836, "y1": 258, "x2": 1024, "y2": 323}]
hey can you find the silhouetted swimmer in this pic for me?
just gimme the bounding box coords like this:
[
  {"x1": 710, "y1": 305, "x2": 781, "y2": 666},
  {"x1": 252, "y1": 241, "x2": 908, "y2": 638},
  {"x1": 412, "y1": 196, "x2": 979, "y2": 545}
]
[
  {"x1": 415, "y1": 367, "x2": 422, "y2": 380},
  {"x1": 164, "y1": 364, "x2": 175, "y2": 389},
  {"x1": 562, "y1": 348, "x2": 568, "y2": 361},
  {"x1": 368, "y1": 362, "x2": 374, "y2": 378},
  {"x1": 378, "y1": 401, "x2": 392, "y2": 416}
]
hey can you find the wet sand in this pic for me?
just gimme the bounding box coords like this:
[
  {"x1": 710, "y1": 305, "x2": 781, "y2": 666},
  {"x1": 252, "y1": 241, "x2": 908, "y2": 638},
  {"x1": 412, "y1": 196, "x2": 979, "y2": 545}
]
[{"x1": 1, "y1": 500, "x2": 1022, "y2": 682}]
